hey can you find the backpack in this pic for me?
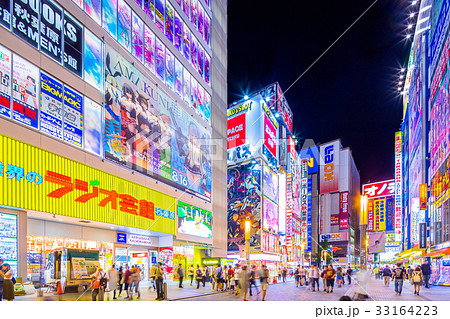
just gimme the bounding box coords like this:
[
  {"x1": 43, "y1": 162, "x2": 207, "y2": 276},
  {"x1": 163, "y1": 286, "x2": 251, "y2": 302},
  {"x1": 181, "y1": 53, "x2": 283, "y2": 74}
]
[
  {"x1": 294, "y1": 268, "x2": 299, "y2": 275},
  {"x1": 99, "y1": 272, "x2": 108, "y2": 288},
  {"x1": 413, "y1": 272, "x2": 421, "y2": 283}
]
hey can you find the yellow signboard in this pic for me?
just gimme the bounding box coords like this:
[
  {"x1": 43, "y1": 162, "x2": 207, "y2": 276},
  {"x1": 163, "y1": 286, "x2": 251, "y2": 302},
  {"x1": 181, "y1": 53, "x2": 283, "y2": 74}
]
[{"x1": 0, "y1": 134, "x2": 176, "y2": 235}]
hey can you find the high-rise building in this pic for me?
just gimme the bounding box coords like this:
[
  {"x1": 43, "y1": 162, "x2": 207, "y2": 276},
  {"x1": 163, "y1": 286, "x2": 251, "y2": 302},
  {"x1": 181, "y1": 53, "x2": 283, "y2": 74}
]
[{"x1": 0, "y1": 0, "x2": 227, "y2": 284}]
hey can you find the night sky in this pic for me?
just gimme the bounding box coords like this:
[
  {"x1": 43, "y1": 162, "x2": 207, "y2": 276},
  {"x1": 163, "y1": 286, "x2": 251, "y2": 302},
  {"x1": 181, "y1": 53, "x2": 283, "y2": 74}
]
[{"x1": 227, "y1": 0, "x2": 412, "y2": 185}]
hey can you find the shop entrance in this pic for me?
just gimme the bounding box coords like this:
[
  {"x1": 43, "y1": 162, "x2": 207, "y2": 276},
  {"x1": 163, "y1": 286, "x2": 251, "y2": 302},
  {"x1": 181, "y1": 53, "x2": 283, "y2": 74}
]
[{"x1": 115, "y1": 247, "x2": 158, "y2": 281}]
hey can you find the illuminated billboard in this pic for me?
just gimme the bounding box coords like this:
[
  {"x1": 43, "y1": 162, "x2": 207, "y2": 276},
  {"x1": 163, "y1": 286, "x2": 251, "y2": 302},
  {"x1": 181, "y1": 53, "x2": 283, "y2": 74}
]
[
  {"x1": 177, "y1": 201, "x2": 212, "y2": 239},
  {"x1": 299, "y1": 145, "x2": 319, "y2": 174},
  {"x1": 319, "y1": 140, "x2": 340, "y2": 193},
  {"x1": 394, "y1": 131, "x2": 402, "y2": 241},
  {"x1": 263, "y1": 196, "x2": 278, "y2": 233},
  {"x1": 362, "y1": 180, "x2": 395, "y2": 199},
  {"x1": 263, "y1": 164, "x2": 279, "y2": 203}
]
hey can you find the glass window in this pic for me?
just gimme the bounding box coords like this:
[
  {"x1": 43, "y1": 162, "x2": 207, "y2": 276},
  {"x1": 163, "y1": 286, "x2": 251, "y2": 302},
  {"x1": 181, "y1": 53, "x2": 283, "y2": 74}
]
[
  {"x1": 132, "y1": 12, "x2": 144, "y2": 63},
  {"x1": 84, "y1": 29, "x2": 103, "y2": 91},
  {"x1": 118, "y1": 0, "x2": 132, "y2": 52},
  {"x1": 102, "y1": 0, "x2": 118, "y2": 39},
  {"x1": 85, "y1": 0, "x2": 102, "y2": 25}
]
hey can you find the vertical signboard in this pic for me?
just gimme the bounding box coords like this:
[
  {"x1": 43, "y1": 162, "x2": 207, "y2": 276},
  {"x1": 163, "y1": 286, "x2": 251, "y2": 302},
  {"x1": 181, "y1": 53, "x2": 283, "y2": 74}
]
[
  {"x1": 420, "y1": 183, "x2": 427, "y2": 210},
  {"x1": 394, "y1": 131, "x2": 403, "y2": 241},
  {"x1": 368, "y1": 199, "x2": 374, "y2": 232},
  {"x1": 320, "y1": 141, "x2": 340, "y2": 193},
  {"x1": 63, "y1": 13, "x2": 83, "y2": 77},
  {"x1": 0, "y1": 44, "x2": 12, "y2": 118},
  {"x1": 40, "y1": 72, "x2": 63, "y2": 139},
  {"x1": 300, "y1": 160, "x2": 308, "y2": 246},
  {"x1": 419, "y1": 222, "x2": 426, "y2": 249},
  {"x1": 63, "y1": 85, "x2": 83, "y2": 147},
  {"x1": 0, "y1": 0, "x2": 11, "y2": 29},
  {"x1": 339, "y1": 191, "x2": 349, "y2": 230},
  {"x1": 386, "y1": 197, "x2": 395, "y2": 232},
  {"x1": 40, "y1": 0, "x2": 63, "y2": 63},
  {"x1": 12, "y1": 0, "x2": 40, "y2": 49}
]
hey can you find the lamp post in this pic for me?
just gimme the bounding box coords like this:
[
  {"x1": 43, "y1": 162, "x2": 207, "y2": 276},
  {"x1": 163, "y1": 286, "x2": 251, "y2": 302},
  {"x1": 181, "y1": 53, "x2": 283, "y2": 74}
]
[
  {"x1": 300, "y1": 244, "x2": 305, "y2": 267},
  {"x1": 360, "y1": 195, "x2": 368, "y2": 270},
  {"x1": 245, "y1": 218, "x2": 251, "y2": 266}
]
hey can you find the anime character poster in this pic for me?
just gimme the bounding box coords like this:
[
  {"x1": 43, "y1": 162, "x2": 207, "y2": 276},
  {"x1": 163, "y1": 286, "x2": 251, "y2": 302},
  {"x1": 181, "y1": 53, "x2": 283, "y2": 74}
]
[
  {"x1": 84, "y1": 29, "x2": 103, "y2": 91},
  {"x1": 204, "y1": 91, "x2": 211, "y2": 124},
  {"x1": 155, "y1": 0, "x2": 165, "y2": 33},
  {"x1": 135, "y1": 0, "x2": 143, "y2": 7},
  {"x1": 191, "y1": 36, "x2": 198, "y2": 70},
  {"x1": 85, "y1": 0, "x2": 102, "y2": 25},
  {"x1": 118, "y1": 0, "x2": 132, "y2": 52},
  {"x1": 197, "y1": 85, "x2": 204, "y2": 120},
  {"x1": 204, "y1": 53, "x2": 210, "y2": 85},
  {"x1": 144, "y1": 0, "x2": 155, "y2": 21},
  {"x1": 84, "y1": 97, "x2": 102, "y2": 156},
  {"x1": 158, "y1": 88, "x2": 211, "y2": 199},
  {"x1": 174, "y1": 12, "x2": 183, "y2": 52},
  {"x1": 144, "y1": 26, "x2": 156, "y2": 74},
  {"x1": 0, "y1": 44, "x2": 11, "y2": 118},
  {"x1": 263, "y1": 196, "x2": 279, "y2": 233},
  {"x1": 197, "y1": 45, "x2": 204, "y2": 79},
  {"x1": 132, "y1": 12, "x2": 144, "y2": 63},
  {"x1": 165, "y1": 2, "x2": 174, "y2": 44},
  {"x1": 183, "y1": 0, "x2": 189, "y2": 17},
  {"x1": 134, "y1": 76, "x2": 160, "y2": 177},
  {"x1": 119, "y1": 77, "x2": 138, "y2": 168},
  {"x1": 155, "y1": 38, "x2": 165, "y2": 82},
  {"x1": 102, "y1": 0, "x2": 118, "y2": 39},
  {"x1": 178, "y1": 201, "x2": 213, "y2": 238},
  {"x1": 204, "y1": 13, "x2": 210, "y2": 46},
  {"x1": 182, "y1": 68, "x2": 190, "y2": 105},
  {"x1": 190, "y1": 0, "x2": 197, "y2": 27},
  {"x1": 158, "y1": 247, "x2": 173, "y2": 276},
  {"x1": 263, "y1": 165, "x2": 279, "y2": 202},
  {"x1": 63, "y1": 85, "x2": 83, "y2": 148},
  {"x1": 227, "y1": 161, "x2": 262, "y2": 251},
  {"x1": 190, "y1": 77, "x2": 198, "y2": 111},
  {"x1": 165, "y1": 50, "x2": 174, "y2": 91},
  {"x1": 174, "y1": 58, "x2": 183, "y2": 98},
  {"x1": 12, "y1": 55, "x2": 39, "y2": 129},
  {"x1": 183, "y1": 24, "x2": 191, "y2": 62},
  {"x1": 40, "y1": 72, "x2": 63, "y2": 140},
  {"x1": 198, "y1": 4, "x2": 204, "y2": 38}
]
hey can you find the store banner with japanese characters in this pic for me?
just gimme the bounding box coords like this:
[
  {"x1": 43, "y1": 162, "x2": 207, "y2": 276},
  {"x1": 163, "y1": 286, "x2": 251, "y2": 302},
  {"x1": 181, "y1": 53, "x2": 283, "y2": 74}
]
[
  {"x1": 362, "y1": 180, "x2": 395, "y2": 198},
  {"x1": 0, "y1": 134, "x2": 176, "y2": 234}
]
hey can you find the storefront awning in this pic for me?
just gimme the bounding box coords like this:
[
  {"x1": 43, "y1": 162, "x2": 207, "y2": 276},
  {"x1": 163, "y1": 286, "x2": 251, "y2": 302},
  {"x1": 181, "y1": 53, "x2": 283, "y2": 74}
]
[{"x1": 423, "y1": 248, "x2": 450, "y2": 258}]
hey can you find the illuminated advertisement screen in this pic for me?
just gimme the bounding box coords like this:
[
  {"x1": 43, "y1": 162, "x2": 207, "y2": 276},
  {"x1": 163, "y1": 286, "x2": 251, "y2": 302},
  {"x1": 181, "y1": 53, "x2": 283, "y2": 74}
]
[
  {"x1": 299, "y1": 146, "x2": 319, "y2": 174},
  {"x1": 84, "y1": 29, "x2": 103, "y2": 91},
  {"x1": 63, "y1": 12, "x2": 83, "y2": 77},
  {"x1": 40, "y1": 0, "x2": 63, "y2": 63},
  {"x1": 12, "y1": 55, "x2": 39, "y2": 129},
  {"x1": 85, "y1": 0, "x2": 102, "y2": 25},
  {"x1": 319, "y1": 140, "x2": 340, "y2": 194},
  {"x1": 0, "y1": 44, "x2": 12, "y2": 118},
  {"x1": 84, "y1": 97, "x2": 102, "y2": 156},
  {"x1": 0, "y1": 0, "x2": 11, "y2": 29},
  {"x1": 264, "y1": 114, "x2": 277, "y2": 158},
  {"x1": 197, "y1": 45, "x2": 204, "y2": 79},
  {"x1": 155, "y1": 0, "x2": 164, "y2": 33},
  {"x1": 174, "y1": 12, "x2": 182, "y2": 52},
  {"x1": 182, "y1": 0, "x2": 189, "y2": 17},
  {"x1": 102, "y1": 0, "x2": 118, "y2": 39},
  {"x1": 165, "y1": 50, "x2": 174, "y2": 91},
  {"x1": 40, "y1": 72, "x2": 63, "y2": 139},
  {"x1": 118, "y1": 0, "x2": 131, "y2": 52},
  {"x1": 182, "y1": 68, "x2": 190, "y2": 104},
  {"x1": 12, "y1": 0, "x2": 39, "y2": 49},
  {"x1": 183, "y1": 24, "x2": 191, "y2": 62},
  {"x1": 197, "y1": 85, "x2": 204, "y2": 119},
  {"x1": 204, "y1": 13, "x2": 210, "y2": 46},
  {"x1": 144, "y1": 25, "x2": 155, "y2": 74},
  {"x1": 132, "y1": 12, "x2": 144, "y2": 63},
  {"x1": 190, "y1": 77, "x2": 198, "y2": 111},
  {"x1": 198, "y1": 5, "x2": 204, "y2": 38},
  {"x1": 204, "y1": 53, "x2": 210, "y2": 85},
  {"x1": 155, "y1": 37, "x2": 165, "y2": 82},
  {"x1": 386, "y1": 197, "x2": 395, "y2": 232},
  {"x1": 228, "y1": 161, "x2": 261, "y2": 250},
  {"x1": 144, "y1": 0, "x2": 155, "y2": 21},
  {"x1": 177, "y1": 201, "x2": 212, "y2": 239},
  {"x1": 63, "y1": 85, "x2": 83, "y2": 147},
  {"x1": 174, "y1": 58, "x2": 182, "y2": 98},
  {"x1": 263, "y1": 164, "x2": 279, "y2": 202},
  {"x1": 191, "y1": 36, "x2": 198, "y2": 71},
  {"x1": 204, "y1": 91, "x2": 211, "y2": 124},
  {"x1": 190, "y1": 0, "x2": 197, "y2": 26},
  {"x1": 165, "y1": 2, "x2": 174, "y2": 44},
  {"x1": 0, "y1": 212, "x2": 18, "y2": 278},
  {"x1": 263, "y1": 196, "x2": 278, "y2": 233}
]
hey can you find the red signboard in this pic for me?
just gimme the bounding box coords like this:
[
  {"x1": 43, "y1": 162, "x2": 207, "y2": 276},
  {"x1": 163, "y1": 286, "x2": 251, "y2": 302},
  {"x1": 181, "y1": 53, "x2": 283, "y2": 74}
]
[
  {"x1": 227, "y1": 113, "x2": 246, "y2": 149},
  {"x1": 362, "y1": 180, "x2": 395, "y2": 199},
  {"x1": 264, "y1": 114, "x2": 277, "y2": 157},
  {"x1": 132, "y1": 252, "x2": 148, "y2": 258}
]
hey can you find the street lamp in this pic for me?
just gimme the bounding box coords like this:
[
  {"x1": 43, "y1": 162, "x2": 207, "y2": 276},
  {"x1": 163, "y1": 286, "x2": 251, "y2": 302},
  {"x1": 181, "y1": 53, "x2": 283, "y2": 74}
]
[
  {"x1": 300, "y1": 244, "x2": 305, "y2": 267},
  {"x1": 245, "y1": 218, "x2": 251, "y2": 265}
]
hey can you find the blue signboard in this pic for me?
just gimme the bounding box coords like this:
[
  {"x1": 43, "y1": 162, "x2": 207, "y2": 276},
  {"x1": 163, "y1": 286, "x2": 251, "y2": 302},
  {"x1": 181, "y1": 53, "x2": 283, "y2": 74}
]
[
  {"x1": 151, "y1": 256, "x2": 157, "y2": 264},
  {"x1": 307, "y1": 177, "x2": 312, "y2": 252},
  {"x1": 40, "y1": 72, "x2": 63, "y2": 139},
  {"x1": 431, "y1": 0, "x2": 450, "y2": 73},
  {"x1": 117, "y1": 232, "x2": 127, "y2": 243},
  {"x1": 386, "y1": 197, "x2": 395, "y2": 232},
  {"x1": 63, "y1": 85, "x2": 83, "y2": 147},
  {"x1": 299, "y1": 146, "x2": 319, "y2": 174}
]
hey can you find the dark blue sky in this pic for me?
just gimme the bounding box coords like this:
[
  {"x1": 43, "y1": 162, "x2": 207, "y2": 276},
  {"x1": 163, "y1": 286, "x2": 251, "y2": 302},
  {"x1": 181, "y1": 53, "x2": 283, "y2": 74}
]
[{"x1": 227, "y1": 0, "x2": 412, "y2": 184}]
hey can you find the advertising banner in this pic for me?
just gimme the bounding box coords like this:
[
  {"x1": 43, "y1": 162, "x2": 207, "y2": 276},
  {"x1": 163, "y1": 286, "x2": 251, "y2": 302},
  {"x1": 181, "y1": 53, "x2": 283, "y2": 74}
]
[
  {"x1": 63, "y1": 85, "x2": 83, "y2": 147},
  {"x1": 0, "y1": 44, "x2": 12, "y2": 118},
  {"x1": 300, "y1": 160, "x2": 308, "y2": 246},
  {"x1": 420, "y1": 183, "x2": 427, "y2": 210},
  {"x1": 339, "y1": 191, "x2": 349, "y2": 230},
  {"x1": 12, "y1": 55, "x2": 39, "y2": 129},
  {"x1": 299, "y1": 145, "x2": 319, "y2": 174},
  {"x1": 263, "y1": 196, "x2": 278, "y2": 233},
  {"x1": 165, "y1": 2, "x2": 174, "y2": 43},
  {"x1": 174, "y1": 12, "x2": 182, "y2": 52},
  {"x1": 63, "y1": 12, "x2": 83, "y2": 77},
  {"x1": 165, "y1": 50, "x2": 174, "y2": 91},
  {"x1": 174, "y1": 58, "x2": 182, "y2": 98},
  {"x1": 84, "y1": 29, "x2": 103, "y2": 91},
  {"x1": 144, "y1": 25, "x2": 156, "y2": 74},
  {"x1": 362, "y1": 180, "x2": 395, "y2": 199},
  {"x1": 85, "y1": 0, "x2": 102, "y2": 25},
  {"x1": 373, "y1": 198, "x2": 386, "y2": 232},
  {"x1": 144, "y1": 0, "x2": 155, "y2": 21},
  {"x1": 12, "y1": 0, "x2": 39, "y2": 49},
  {"x1": 132, "y1": 12, "x2": 144, "y2": 64},
  {"x1": 40, "y1": 0, "x2": 63, "y2": 63},
  {"x1": 227, "y1": 161, "x2": 261, "y2": 251},
  {"x1": 0, "y1": 134, "x2": 176, "y2": 234},
  {"x1": 319, "y1": 232, "x2": 348, "y2": 242},
  {"x1": 368, "y1": 232, "x2": 386, "y2": 254},
  {"x1": 385, "y1": 197, "x2": 395, "y2": 232},
  {"x1": 319, "y1": 140, "x2": 340, "y2": 194},
  {"x1": 330, "y1": 214, "x2": 339, "y2": 226},
  {"x1": 367, "y1": 199, "x2": 374, "y2": 232},
  {"x1": 155, "y1": 0, "x2": 164, "y2": 33},
  {"x1": 183, "y1": 24, "x2": 190, "y2": 62},
  {"x1": 84, "y1": 97, "x2": 102, "y2": 156},
  {"x1": 40, "y1": 72, "x2": 63, "y2": 140},
  {"x1": 118, "y1": 0, "x2": 132, "y2": 51},
  {"x1": 263, "y1": 164, "x2": 279, "y2": 203},
  {"x1": 103, "y1": 0, "x2": 118, "y2": 39},
  {"x1": 0, "y1": 0, "x2": 11, "y2": 29},
  {"x1": 155, "y1": 37, "x2": 165, "y2": 82},
  {"x1": 177, "y1": 201, "x2": 212, "y2": 239},
  {"x1": 394, "y1": 131, "x2": 403, "y2": 241},
  {"x1": 419, "y1": 222, "x2": 426, "y2": 249}
]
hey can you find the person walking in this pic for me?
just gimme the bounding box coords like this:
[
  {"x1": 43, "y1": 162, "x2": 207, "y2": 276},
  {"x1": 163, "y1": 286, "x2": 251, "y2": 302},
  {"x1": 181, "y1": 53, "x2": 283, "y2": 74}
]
[
  {"x1": 227, "y1": 265, "x2": 234, "y2": 290},
  {"x1": 188, "y1": 264, "x2": 195, "y2": 286},
  {"x1": 123, "y1": 265, "x2": 132, "y2": 299},
  {"x1": 223, "y1": 266, "x2": 229, "y2": 290},
  {"x1": 325, "y1": 265, "x2": 336, "y2": 293},
  {"x1": 149, "y1": 264, "x2": 156, "y2": 291},
  {"x1": 215, "y1": 264, "x2": 224, "y2": 291},
  {"x1": 336, "y1": 267, "x2": 343, "y2": 288},
  {"x1": 233, "y1": 265, "x2": 240, "y2": 295},
  {"x1": 421, "y1": 259, "x2": 431, "y2": 288},
  {"x1": 0, "y1": 262, "x2": 14, "y2": 301},
  {"x1": 202, "y1": 265, "x2": 207, "y2": 287},
  {"x1": 412, "y1": 266, "x2": 424, "y2": 295},
  {"x1": 301, "y1": 266, "x2": 307, "y2": 286},
  {"x1": 346, "y1": 266, "x2": 352, "y2": 285},
  {"x1": 91, "y1": 267, "x2": 108, "y2": 301},
  {"x1": 211, "y1": 265, "x2": 217, "y2": 291},
  {"x1": 382, "y1": 265, "x2": 392, "y2": 287},
  {"x1": 374, "y1": 266, "x2": 380, "y2": 280},
  {"x1": 132, "y1": 265, "x2": 141, "y2": 299},
  {"x1": 108, "y1": 264, "x2": 119, "y2": 299},
  {"x1": 155, "y1": 262, "x2": 164, "y2": 300},
  {"x1": 176, "y1": 263, "x2": 184, "y2": 288},
  {"x1": 407, "y1": 266, "x2": 413, "y2": 281},
  {"x1": 392, "y1": 263, "x2": 406, "y2": 296},
  {"x1": 259, "y1": 264, "x2": 270, "y2": 301},
  {"x1": 310, "y1": 264, "x2": 320, "y2": 292},
  {"x1": 282, "y1": 267, "x2": 287, "y2": 282},
  {"x1": 321, "y1": 267, "x2": 328, "y2": 292},
  {"x1": 196, "y1": 265, "x2": 203, "y2": 289},
  {"x1": 239, "y1": 265, "x2": 250, "y2": 301},
  {"x1": 118, "y1": 266, "x2": 124, "y2": 296},
  {"x1": 205, "y1": 266, "x2": 210, "y2": 284},
  {"x1": 294, "y1": 265, "x2": 300, "y2": 287},
  {"x1": 0, "y1": 258, "x2": 4, "y2": 301},
  {"x1": 248, "y1": 264, "x2": 259, "y2": 296}
]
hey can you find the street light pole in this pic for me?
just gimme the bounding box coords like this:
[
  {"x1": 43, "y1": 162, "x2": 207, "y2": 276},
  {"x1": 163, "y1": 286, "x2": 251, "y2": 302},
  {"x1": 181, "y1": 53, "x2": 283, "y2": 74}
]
[
  {"x1": 245, "y1": 218, "x2": 251, "y2": 266},
  {"x1": 360, "y1": 195, "x2": 368, "y2": 270}
]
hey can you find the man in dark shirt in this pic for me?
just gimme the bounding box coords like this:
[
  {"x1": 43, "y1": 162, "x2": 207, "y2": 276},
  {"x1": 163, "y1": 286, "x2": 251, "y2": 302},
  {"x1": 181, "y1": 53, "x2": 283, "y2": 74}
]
[
  {"x1": 392, "y1": 263, "x2": 406, "y2": 296},
  {"x1": 382, "y1": 265, "x2": 392, "y2": 287},
  {"x1": 421, "y1": 259, "x2": 432, "y2": 288}
]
